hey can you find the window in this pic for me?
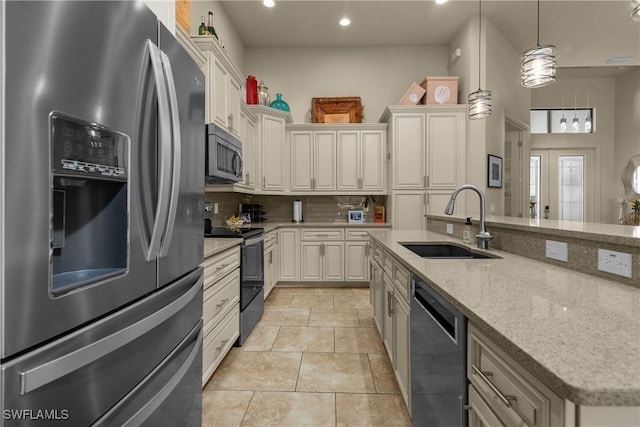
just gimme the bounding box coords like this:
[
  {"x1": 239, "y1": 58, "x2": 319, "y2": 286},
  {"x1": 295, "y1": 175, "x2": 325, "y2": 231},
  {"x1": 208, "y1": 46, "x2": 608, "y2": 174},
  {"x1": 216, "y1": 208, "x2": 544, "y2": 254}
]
[{"x1": 530, "y1": 109, "x2": 594, "y2": 134}]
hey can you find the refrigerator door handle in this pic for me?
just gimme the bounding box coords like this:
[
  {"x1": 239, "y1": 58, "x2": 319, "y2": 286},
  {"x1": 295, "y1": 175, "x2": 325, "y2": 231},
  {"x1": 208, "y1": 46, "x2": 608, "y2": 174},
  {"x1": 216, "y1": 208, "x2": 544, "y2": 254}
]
[
  {"x1": 18, "y1": 275, "x2": 202, "y2": 395},
  {"x1": 145, "y1": 40, "x2": 173, "y2": 262},
  {"x1": 158, "y1": 50, "x2": 182, "y2": 258}
]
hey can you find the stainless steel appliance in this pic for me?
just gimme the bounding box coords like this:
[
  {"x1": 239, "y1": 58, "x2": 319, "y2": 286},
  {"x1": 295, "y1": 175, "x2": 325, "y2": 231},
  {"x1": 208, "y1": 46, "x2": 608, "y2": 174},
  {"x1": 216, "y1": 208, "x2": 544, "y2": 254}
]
[
  {"x1": 205, "y1": 227, "x2": 264, "y2": 345},
  {"x1": 411, "y1": 274, "x2": 467, "y2": 427},
  {"x1": 206, "y1": 124, "x2": 242, "y2": 183},
  {"x1": 1, "y1": 2, "x2": 205, "y2": 425}
]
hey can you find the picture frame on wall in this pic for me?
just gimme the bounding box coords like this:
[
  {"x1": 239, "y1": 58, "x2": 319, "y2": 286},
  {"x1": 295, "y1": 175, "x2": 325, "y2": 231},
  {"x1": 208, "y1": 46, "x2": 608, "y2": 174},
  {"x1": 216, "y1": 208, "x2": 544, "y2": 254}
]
[{"x1": 488, "y1": 155, "x2": 503, "y2": 188}]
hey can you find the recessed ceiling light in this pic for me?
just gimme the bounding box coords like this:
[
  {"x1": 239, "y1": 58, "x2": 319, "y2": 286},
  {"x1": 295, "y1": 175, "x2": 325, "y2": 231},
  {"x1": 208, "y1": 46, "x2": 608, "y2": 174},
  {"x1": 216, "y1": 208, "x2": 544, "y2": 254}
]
[
  {"x1": 263, "y1": 0, "x2": 275, "y2": 8},
  {"x1": 436, "y1": 0, "x2": 448, "y2": 4},
  {"x1": 339, "y1": 18, "x2": 351, "y2": 26}
]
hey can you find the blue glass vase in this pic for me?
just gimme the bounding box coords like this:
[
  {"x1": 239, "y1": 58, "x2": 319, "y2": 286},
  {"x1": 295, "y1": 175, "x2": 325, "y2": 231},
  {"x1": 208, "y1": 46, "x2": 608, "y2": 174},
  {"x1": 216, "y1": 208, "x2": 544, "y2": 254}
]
[{"x1": 269, "y1": 93, "x2": 290, "y2": 112}]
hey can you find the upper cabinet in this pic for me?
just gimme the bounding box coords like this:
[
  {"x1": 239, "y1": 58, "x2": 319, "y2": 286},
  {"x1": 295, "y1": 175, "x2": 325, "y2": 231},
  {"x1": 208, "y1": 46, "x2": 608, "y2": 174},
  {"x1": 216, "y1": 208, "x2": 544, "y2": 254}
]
[
  {"x1": 287, "y1": 124, "x2": 387, "y2": 195},
  {"x1": 142, "y1": 0, "x2": 175, "y2": 34},
  {"x1": 191, "y1": 36, "x2": 244, "y2": 138}
]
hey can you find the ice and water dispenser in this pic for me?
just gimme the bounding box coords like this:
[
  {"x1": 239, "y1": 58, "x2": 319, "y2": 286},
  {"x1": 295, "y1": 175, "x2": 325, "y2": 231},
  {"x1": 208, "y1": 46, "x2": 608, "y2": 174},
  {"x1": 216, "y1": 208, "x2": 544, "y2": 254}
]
[{"x1": 51, "y1": 114, "x2": 129, "y2": 295}]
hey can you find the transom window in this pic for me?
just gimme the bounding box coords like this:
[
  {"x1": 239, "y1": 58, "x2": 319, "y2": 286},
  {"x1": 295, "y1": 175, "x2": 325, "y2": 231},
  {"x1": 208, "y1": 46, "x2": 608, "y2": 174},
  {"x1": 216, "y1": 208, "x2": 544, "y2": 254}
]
[{"x1": 530, "y1": 109, "x2": 594, "y2": 134}]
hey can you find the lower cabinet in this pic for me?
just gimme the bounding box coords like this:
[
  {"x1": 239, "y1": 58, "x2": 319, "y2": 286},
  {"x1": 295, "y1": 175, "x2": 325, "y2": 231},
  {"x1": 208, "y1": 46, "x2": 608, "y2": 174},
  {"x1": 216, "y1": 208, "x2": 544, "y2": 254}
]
[
  {"x1": 370, "y1": 239, "x2": 411, "y2": 411},
  {"x1": 264, "y1": 230, "x2": 278, "y2": 298},
  {"x1": 278, "y1": 228, "x2": 300, "y2": 281},
  {"x1": 301, "y1": 241, "x2": 345, "y2": 281},
  {"x1": 201, "y1": 244, "x2": 241, "y2": 386},
  {"x1": 467, "y1": 323, "x2": 564, "y2": 427}
]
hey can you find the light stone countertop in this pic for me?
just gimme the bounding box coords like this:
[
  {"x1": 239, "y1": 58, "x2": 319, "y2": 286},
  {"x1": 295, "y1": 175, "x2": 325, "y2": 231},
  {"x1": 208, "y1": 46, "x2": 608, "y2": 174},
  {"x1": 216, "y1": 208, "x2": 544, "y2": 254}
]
[
  {"x1": 203, "y1": 238, "x2": 242, "y2": 259},
  {"x1": 428, "y1": 214, "x2": 640, "y2": 247},
  {"x1": 368, "y1": 229, "x2": 640, "y2": 406},
  {"x1": 229, "y1": 222, "x2": 392, "y2": 234}
]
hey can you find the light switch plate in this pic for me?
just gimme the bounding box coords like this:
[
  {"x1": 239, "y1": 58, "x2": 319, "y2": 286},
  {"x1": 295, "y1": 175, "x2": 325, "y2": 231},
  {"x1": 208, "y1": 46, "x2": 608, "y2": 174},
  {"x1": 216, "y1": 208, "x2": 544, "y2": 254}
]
[
  {"x1": 598, "y1": 249, "x2": 632, "y2": 278},
  {"x1": 545, "y1": 240, "x2": 568, "y2": 262},
  {"x1": 446, "y1": 224, "x2": 454, "y2": 234},
  {"x1": 214, "y1": 203, "x2": 219, "y2": 214}
]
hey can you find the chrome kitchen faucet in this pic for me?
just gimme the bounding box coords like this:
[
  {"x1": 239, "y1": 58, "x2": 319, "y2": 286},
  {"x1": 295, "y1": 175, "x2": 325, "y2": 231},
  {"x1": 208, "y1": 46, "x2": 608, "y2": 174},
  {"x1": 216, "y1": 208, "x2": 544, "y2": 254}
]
[{"x1": 444, "y1": 184, "x2": 493, "y2": 249}]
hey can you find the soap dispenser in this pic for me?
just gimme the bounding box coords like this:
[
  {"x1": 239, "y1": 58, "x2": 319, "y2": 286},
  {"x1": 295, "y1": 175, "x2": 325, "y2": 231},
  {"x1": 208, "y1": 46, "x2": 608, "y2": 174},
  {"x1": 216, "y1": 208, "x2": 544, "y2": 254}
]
[{"x1": 463, "y1": 217, "x2": 472, "y2": 243}]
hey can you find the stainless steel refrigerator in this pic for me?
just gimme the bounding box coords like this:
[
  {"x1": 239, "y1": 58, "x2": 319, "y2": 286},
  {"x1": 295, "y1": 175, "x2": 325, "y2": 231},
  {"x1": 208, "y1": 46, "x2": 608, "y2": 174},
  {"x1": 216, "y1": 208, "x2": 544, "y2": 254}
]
[{"x1": 0, "y1": 2, "x2": 205, "y2": 425}]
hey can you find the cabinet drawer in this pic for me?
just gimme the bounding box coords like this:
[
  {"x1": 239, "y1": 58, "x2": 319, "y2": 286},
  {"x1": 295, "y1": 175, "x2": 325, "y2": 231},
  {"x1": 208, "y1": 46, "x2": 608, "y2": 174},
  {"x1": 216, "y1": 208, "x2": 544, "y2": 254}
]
[
  {"x1": 203, "y1": 245, "x2": 240, "y2": 287},
  {"x1": 469, "y1": 384, "x2": 505, "y2": 427},
  {"x1": 371, "y1": 240, "x2": 384, "y2": 265},
  {"x1": 301, "y1": 228, "x2": 345, "y2": 241},
  {"x1": 383, "y1": 249, "x2": 394, "y2": 275},
  {"x1": 203, "y1": 268, "x2": 240, "y2": 334},
  {"x1": 392, "y1": 261, "x2": 410, "y2": 302},
  {"x1": 264, "y1": 230, "x2": 278, "y2": 250},
  {"x1": 346, "y1": 229, "x2": 374, "y2": 240},
  {"x1": 468, "y1": 324, "x2": 563, "y2": 427},
  {"x1": 203, "y1": 304, "x2": 239, "y2": 385}
]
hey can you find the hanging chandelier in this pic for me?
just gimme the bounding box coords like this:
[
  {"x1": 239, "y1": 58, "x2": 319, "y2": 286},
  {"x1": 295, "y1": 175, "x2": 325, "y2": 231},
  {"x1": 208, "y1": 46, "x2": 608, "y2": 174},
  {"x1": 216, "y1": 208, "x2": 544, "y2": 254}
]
[
  {"x1": 468, "y1": 0, "x2": 492, "y2": 119},
  {"x1": 584, "y1": 90, "x2": 592, "y2": 133},
  {"x1": 572, "y1": 91, "x2": 579, "y2": 132},
  {"x1": 521, "y1": 0, "x2": 556, "y2": 88},
  {"x1": 560, "y1": 92, "x2": 566, "y2": 132}
]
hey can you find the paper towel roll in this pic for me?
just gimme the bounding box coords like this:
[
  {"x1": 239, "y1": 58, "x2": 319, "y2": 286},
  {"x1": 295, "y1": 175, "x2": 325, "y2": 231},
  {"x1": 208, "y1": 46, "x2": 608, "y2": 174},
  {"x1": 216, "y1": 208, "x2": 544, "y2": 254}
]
[{"x1": 293, "y1": 200, "x2": 303, "y2": 223}]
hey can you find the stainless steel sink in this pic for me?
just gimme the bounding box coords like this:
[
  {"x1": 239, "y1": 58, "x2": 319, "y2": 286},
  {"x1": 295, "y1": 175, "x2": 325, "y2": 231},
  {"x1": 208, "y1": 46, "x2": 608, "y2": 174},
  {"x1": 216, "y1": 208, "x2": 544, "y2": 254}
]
[{"x1": 401, "y1": 243, "x2": 500, "y2": 259}]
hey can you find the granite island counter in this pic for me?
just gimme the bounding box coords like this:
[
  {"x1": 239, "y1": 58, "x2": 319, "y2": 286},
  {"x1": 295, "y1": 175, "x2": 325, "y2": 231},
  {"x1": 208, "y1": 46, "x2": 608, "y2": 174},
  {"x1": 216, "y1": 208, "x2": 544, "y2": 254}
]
[{"x1": 368, "y1": 229, "x2": 640, "y2": 413}]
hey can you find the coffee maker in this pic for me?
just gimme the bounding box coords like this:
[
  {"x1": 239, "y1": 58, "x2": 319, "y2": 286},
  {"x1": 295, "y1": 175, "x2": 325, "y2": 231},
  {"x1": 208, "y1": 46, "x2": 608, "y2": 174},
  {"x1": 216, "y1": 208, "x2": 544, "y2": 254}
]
[{"x1": 241, "y1": 203, "x2": 267, "y2": 223}]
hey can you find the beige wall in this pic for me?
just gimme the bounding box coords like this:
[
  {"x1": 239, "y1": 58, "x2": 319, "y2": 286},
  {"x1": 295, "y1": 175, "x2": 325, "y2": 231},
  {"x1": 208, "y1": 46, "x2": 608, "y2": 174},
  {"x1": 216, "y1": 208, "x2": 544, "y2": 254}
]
[
  {"x1": 531, "y1": 77, "x2": 617, "y2": 223},
  {"x1": 244, "y1": 46, "x2": 448, "y2": 123},
  {"x1": 614, "y1": 68, "x2": 640, "y2": 203},
  {"x1": 191, "y1": 1, "x2": 245, "y2": 71}
]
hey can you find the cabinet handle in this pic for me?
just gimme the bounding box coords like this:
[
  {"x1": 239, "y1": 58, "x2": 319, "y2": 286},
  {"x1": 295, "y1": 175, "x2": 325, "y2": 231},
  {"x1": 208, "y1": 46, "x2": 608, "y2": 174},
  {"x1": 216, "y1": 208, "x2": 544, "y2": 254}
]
[
  {"x1": 312, "y1": 177, "x2": 316, "y2": 189},
  {"x1": 358, "y1": 177, "x2": 362, "y2": 189},
  {"x1": 387, "y1": 290, "x2": 395, "y2": 316},
  {"x1": 426, "y1": 175, "x2": 430, "y2": 187},
  {"x1": 263, "y1": 176, "x2": 266, "y2": 187},
  {"x1": 320, "y1": 243, "x2": 325, "y2": 256},
  {"x1": 423, "y1": 175, "x2": 426, "y2": 187},
  {"x1": 216, "y1": 338, "x2": 229, "y2": 353},
  {"x1": 269, "y1": 251, "x2": 273, "y2": 264},
  {"x1": 215, "y1": 263, "x2": 229, "y2": 272},
  {"x1": 365, "y1": 243, "x2": 370, "y2": 256},
  {"x1": 228, "y1": 114, "x2": 233, "y2": 131},
  {"x1": 246, "y1": 172, "x2": 250, "y2": 184},
  {"x1": 215, "y1": 298, "x2": 229, "y2": 309},
  {"x1": 472, "y1": 365, "x2": 517, "y2": 408}
]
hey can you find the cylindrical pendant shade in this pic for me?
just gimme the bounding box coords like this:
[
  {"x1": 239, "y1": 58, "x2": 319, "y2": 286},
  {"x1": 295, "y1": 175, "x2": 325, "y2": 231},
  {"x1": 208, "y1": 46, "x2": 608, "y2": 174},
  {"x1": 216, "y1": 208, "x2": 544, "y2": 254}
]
[
  {"x1": 572, "y1": 116, "x2": 580, "y2": 133},
  {"x1": 521, "y1": 44, "x2": 557, "y2": 88},
  {"x1": 585, "y1": 115, "x2": 592, "y2": 133},
  {"x1": 560, "y1": 117, "x2": 567, "y2": 132},
  {"x1": 468, "y1": 89, "x2": 492, "y2": 120}
]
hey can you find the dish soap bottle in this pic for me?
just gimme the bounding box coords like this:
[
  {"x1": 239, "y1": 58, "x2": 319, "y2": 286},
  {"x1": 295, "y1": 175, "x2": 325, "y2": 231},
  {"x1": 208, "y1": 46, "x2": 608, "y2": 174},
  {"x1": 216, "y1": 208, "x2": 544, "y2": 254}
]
[{"x1": 463, "y1": 217, "x2": 472, "y2": 243}]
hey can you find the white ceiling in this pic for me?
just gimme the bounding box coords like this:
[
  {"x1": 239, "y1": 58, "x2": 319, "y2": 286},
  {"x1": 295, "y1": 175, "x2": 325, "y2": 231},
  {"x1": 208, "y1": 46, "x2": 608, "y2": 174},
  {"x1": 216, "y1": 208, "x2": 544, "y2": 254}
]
[{"x1": 220, "y1": 0, "x2": 640, "y2": 72}]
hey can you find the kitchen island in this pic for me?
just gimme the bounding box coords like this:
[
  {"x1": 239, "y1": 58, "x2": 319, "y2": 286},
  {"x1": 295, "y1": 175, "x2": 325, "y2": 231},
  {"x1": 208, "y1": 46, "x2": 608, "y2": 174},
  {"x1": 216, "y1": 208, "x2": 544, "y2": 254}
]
[{"x1": 368, "y1": 229, "x2": 640, "y2": 425}]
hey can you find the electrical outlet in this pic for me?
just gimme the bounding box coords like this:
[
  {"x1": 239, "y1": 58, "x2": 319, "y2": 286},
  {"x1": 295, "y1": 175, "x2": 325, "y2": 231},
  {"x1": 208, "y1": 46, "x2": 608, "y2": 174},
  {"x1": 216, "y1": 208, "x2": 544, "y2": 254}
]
[
  {"x1": 545, "y1": 240, "x2": 568, "y2": 262},
  {"x1": 598, "y1": 249, "x2": 632, "y2": 278},
  {"x1": 214, "y1": 203, "x2": 219, "y2": 215},
  {"x1": 446, "y1": 224, "x2": 454, "y2": 234},
  {"x1": 490, "y1": 202, "x2": 496, "y2": 213}
]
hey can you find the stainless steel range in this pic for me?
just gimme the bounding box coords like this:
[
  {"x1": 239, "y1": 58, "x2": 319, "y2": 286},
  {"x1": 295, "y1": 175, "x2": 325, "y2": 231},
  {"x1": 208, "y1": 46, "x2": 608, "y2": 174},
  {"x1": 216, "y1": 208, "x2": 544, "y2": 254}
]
[{"x1": 205, "y1": 227, "x2": 265, "y2": 345}]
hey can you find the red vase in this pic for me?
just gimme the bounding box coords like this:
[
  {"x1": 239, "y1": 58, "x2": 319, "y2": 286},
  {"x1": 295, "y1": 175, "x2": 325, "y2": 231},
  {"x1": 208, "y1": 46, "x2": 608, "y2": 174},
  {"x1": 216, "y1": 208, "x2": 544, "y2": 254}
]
[{"x1": 246, "y1": 75, "x2": 258, "y2": 104}]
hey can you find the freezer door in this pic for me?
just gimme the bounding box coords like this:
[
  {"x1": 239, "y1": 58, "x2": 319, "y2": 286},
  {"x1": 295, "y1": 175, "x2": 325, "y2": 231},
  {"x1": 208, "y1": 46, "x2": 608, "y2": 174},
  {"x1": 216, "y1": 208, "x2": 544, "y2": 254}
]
[
  {"x1": 1, "y1": 268, "x2": 203, "y2": 427},
  {"x1": 2, "y1": 1, "x2": 160, "y2": 358},
  {"x1": 157, "y1": 24, "x2": 206, "y2": 287}
]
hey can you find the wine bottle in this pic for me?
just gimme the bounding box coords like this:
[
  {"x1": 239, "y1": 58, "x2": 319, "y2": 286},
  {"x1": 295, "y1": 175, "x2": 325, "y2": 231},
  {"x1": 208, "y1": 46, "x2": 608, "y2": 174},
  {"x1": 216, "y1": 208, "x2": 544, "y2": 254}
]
[
  {"x1": 207, "y1": 11, "x2": 218, "y2": 39},
  {"x1": 198, "y1": 16, "x2": 208, "y2": 35}
]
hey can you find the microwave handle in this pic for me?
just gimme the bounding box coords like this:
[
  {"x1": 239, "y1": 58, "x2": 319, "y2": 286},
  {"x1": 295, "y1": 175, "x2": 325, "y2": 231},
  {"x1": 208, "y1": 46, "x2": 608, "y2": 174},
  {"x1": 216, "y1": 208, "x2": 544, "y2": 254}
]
[
  {"x1": 233, "y1": 151, "x2": 243, "y2": 179},
  {"x1": 145, "y1": 40, "x2": 172, "y2": 262},
  {"x1": 158, "y1": 49, "x2": 182, "y2": 258}
]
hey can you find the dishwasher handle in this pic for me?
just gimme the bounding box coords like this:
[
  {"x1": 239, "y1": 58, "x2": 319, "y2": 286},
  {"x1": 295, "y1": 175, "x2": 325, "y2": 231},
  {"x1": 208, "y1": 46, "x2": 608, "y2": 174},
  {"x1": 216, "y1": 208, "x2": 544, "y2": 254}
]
[{"x1": 412, "y1": 279, "x2": 458, "y2": 344}]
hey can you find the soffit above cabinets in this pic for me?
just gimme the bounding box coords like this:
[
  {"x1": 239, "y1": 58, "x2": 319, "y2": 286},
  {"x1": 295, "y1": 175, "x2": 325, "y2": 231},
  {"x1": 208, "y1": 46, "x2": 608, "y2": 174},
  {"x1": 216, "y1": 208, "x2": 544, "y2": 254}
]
[{"x1": 220, "y1": 1, "x2": 640, "y2": 69}]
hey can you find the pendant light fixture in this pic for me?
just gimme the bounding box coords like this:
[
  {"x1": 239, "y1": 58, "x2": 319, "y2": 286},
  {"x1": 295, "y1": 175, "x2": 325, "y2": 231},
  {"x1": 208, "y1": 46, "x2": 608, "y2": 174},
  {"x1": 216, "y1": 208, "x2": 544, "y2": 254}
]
[
  {"x1": 572, "y1": 91, "x2": 579, "y2": 133},
  {"x1": 560, "y1": 92, "x2": 567, "y2": 132},
  {"x1": 584, "y1": 90, "x2": 592, "y2": 133},
  {"x1": 468, "y1": 0, "x2": 492, "y2": 119},
  {"x1": 521, "y1": 0, "x2": 556, "y2": 88}
]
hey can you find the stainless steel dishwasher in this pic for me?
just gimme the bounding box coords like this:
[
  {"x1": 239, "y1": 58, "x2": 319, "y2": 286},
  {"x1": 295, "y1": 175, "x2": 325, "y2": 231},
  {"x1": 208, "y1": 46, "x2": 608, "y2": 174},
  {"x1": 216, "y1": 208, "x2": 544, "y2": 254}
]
[{"x1": 411, "y1": 274, "x2": 467, "y2": 427}]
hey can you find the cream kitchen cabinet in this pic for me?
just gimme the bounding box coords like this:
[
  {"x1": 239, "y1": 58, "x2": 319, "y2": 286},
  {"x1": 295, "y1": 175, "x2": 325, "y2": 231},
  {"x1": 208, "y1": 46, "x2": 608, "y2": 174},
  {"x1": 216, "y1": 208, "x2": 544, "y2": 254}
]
[
  {"x1": 263, "y1": 229, "x2": 279, "y2": 298},
  {"x1": 345, "y1": 229, "x2": 374, "y2": 281},
  {"x1": 300, "y1": 229, "x2": 345, "y2": 281},
  {"x1": 468, "y1": 322, "x2": 564, "y2": 427},
  {"x1": 249, "y1": 106, "x2": 292, "y2": 192},
  {"x1": 238, "y1": 104, "x2": 258, "y2": 190},
  {"x1": 370, "y1": 238, "x2": 411, "y2": 409},
  {"x1": 142, "y1": 0, "x2": 175, "y2": 34},
  {"x1": 201, "y1": 244, "x2": 241, "y2": 386},
  {"x1": 337, "y1": 128, "x2": 386, "y2": 193},
  {"x1": 191, "y1": 36, "x2": 244, "y2": 138},
  {"x1": 381, "y1": 105, "x2": 466, "y2": 229},
  {"x1": 290, "y1": 130, "x2": 337, "y2": 192},
  {"x1": 278, "y1": 228, "x2": 300, "y2": 281}
]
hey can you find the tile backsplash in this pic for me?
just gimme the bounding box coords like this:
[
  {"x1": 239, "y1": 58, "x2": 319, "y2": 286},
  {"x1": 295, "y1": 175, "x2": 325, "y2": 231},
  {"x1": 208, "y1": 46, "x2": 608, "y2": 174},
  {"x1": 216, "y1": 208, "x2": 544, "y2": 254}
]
[{"x1": 205, "y1": 193, "x2": 386, "y2": 225}]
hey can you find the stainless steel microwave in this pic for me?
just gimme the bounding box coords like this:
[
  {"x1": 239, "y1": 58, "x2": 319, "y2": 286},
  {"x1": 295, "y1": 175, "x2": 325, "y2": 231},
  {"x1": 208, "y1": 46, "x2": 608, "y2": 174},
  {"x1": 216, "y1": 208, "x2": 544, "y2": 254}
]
[{"x1": 206, "y1": 124, "x2": 242, "y2": 183}]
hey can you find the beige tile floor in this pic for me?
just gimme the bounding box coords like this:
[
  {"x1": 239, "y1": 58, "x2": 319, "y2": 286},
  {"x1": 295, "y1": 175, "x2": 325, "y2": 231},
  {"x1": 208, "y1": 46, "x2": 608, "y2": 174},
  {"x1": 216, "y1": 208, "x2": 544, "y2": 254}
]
[{"x1": 202, "y1": 287, "x2": 412, "y2": 427}]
